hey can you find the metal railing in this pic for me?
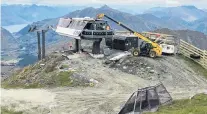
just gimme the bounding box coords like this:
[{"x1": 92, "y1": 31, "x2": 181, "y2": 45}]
[{"x1": 179, "y1": 39, "x2": 207, "y2": 69}]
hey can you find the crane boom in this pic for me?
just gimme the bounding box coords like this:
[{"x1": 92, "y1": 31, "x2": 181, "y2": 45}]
[{"x1": 97, "y1": 13, "x2": 162, "y2": 57}]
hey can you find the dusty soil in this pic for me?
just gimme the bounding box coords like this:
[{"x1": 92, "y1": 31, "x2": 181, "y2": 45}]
[{"x1": 1, "y1": 53, "x2": 207, "y2": 114}]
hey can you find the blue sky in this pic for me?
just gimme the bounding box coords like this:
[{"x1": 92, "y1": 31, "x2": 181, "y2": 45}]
[{"x1": 2, "y1": 0, "x2": 207, "y2": 13}]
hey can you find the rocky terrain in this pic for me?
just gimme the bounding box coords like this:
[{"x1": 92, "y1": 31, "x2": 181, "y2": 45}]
[
  {"x1": 1, "y1": 44, "x2": 207, "y2": 113},
  {"x1": 1, "y1": 4, "x2": 207, "y2": 114}
]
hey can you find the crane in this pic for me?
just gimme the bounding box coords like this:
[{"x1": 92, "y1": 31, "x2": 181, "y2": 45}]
[{"x1": 96, "y1": 13, "x2": 162, "y2": 58}]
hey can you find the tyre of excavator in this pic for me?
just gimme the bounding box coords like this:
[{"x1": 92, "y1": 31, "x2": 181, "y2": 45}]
[
  {"x1": 149, "y1": 51, "x2": 156, "y2": 58},
  {"x1": 132, "y1": 49, "x2": 140, "y2": 57}
]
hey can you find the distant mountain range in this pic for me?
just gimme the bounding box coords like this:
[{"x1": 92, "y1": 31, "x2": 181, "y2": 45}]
[
  {"x1": 1, "y1": 4, "x2": 84, "y2": 26},
  {"x1": 64, "y1": 5, "x2": 207, "y2": 33},
  {"x1": 64, "y1": 5, "x2": 162, "y2": 31},
  {"x1": 145, "y1": 6, "x2": 207, "y2": 22},
  {"x1": 15, "y1": 18, "x2": 64, "y2": 54},
  {"x1": 1, "y1": 27, "x2": 19, "y2": 51},
  {"x1": 3, "y1": 5, "x2": 207, "y2": 55},
  {"x1": 2, "y1": 4, "x2": 207, "y2": 34},
  {"x1": 202, "y1": 9, "x2": 207, "y2": 12},
  {"x1": 153, "y1": 28, "x2": 207, "y2": 50},
  {"x1": 145, "y1": 6, "x2": 207, "y2": 34}
]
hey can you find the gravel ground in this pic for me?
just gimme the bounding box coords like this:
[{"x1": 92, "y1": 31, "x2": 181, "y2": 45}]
[{"x1": 1, "y1": 52, "x2": 207, "y2": 114}]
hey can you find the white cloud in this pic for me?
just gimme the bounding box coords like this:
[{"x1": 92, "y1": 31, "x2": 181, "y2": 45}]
[
  {"x1": 2, "y1": 0, "x2": 162, "y2": 5},
  {"x1": 166, "y1": 0, "x2": 181, "y2": 6},
  {"x1": 1, "y1": 0, "x2": 207, "y2": 9}
]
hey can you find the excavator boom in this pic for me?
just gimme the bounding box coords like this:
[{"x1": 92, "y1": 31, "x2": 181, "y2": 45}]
[{"x1": 97, "y1": 13, "x2": 162, "y2": 57}]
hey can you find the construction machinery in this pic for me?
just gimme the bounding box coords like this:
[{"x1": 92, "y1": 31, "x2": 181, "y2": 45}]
[
  {"x1": 106, "y1": 34, "x2": 139, "y2": 51},
  {"x1": 97, "y1": 14, "x2": 162, "y2": 58},
  {"x1": 142, "y1": 32, "x2": 176, "y2": 54}
]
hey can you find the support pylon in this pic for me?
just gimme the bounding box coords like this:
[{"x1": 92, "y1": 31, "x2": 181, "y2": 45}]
[{"x1": 37, "y1": 31, "x2": 41, "y2": 60}]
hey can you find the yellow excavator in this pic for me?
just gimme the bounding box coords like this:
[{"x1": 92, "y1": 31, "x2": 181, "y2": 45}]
[{"x1": 97, "y1": 13, "x2": 162, "y2": 58}]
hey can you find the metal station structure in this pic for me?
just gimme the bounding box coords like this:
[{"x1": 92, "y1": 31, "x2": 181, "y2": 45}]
[
  {"x1": 55, "y1": 17, "x2": 114, "y2": 54},
  {"x1": 29, "y1": 17, "x2": 114, "y2": 60}
]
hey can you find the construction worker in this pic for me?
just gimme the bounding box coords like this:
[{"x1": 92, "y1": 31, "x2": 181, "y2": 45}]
[
  {"x1": 106, "y1": 25, "x2": 110, "y2": 30},
  {"x1": 68, "y1": 42, "x2": 73, "y2": 50}
]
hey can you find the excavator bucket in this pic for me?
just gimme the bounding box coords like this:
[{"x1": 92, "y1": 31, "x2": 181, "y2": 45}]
[
  {"x1": 55, "y1": 18, "x2": 89, "y2": 39},
  {"x1": 119, "y1": 83, "x2": 172, "y2": 114}
]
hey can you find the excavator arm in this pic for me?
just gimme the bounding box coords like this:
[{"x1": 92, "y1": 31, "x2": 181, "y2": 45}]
[{"x1": 97, "y1": 13, "x2": 162, "y2": 57}]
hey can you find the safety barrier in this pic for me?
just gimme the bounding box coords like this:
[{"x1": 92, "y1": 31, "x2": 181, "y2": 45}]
[{"x1": 179, "y1": 39, "x2": 207, "y2": 69}]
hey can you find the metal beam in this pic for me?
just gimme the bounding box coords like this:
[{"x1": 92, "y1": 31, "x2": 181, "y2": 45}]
[
  {"x1": 75, "y1": 39, "x2": 81, "y2": 52},
  {"x1": 37, "y1": 31, "x2": 41, "y2": 60},
  {"x1": 42, "y1": 30, "x2": 46, "y2": 59},
  {"x1": 92, "y1": 39, "x2": 102, "y2": 54}
]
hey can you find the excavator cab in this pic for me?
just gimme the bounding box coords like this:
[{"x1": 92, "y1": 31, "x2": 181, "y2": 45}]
[
  {"x1": 140, "y1": 42, "x2": 151, "y2": 53},
  {"x1": 140, "y1": 42, "x2": 156, "y2": 57},
  {"x1": 132, "y1": 41, "x2": 156, "y2": 58}
]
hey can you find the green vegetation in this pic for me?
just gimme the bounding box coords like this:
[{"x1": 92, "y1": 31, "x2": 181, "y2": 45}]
[
  {"x1": 57, "y1": 71, "x2": 73, "y2": 86},
  {"x1": 1, "y1": 54, "x2": 89, "y2": 89},
  {"x1": 44, "y1": 63, "x2": 58, "y2": 73},
  {"x1": 2, "y1": 55, "x2": 69, "y2": 89},
  {"x1": 1, "y1": 70, "x2": 72, "y2": 89},
  {"x1": 1, "y1": 107, "x2": 23, "y2": 114},
  {"x1": 179, "y1": 55, "x2": 207, "y2": 78},
  {"x1": 44, "y1": 55, "x2": 64, "y2": 73},
  {"x1": 146, "y1": 94, "x2": 207, "y2": 114},
  {"x1": 59, "y1": 64, "x2": 69, "y2": 69}
]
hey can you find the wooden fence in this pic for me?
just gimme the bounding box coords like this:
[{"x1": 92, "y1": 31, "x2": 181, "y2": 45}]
[{"x1": 179, "y1": 39, "x2": 207, "y2": 69}]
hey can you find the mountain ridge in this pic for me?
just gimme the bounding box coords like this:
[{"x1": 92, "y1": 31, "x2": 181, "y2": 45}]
[
  {"x1": 145, "y1": 5, "x2": 207, "y2": 22},
  {"x1": 1, "y1": 27, "x2": 19, "y2": 51},
  {"x1": 1, "y1": 4, "x2": 84, "y2": 26},
  {"x1": 153, "y1": 28, "x2": 207, "y2": 50},
  {"x1": 14, "y1": 5, "x2": 207, "y2": 54}
]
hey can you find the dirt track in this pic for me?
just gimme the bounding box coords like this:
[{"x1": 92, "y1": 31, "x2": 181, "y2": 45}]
[{"x1": 1, "y1": 54, "x2": 207, "y2": 114}]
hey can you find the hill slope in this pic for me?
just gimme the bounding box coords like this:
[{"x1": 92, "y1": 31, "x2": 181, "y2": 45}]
[
  {"x1": 145, "y1": 6, "x2": 207, "y2": 22},
  {"x1": 64, "y1": 5, "x2": 161, "y2": 31},
  {"x1": 153, "y1": 28, "x2": 207, "y2": 50},
  {"x1": 1, "y1": 50, "x2": 207, "y2": 113},
  {"x1": 145, "y1": 6, "x2": 207, "y2": 34},
  {"x1": 189, "y1": 17, "x2": 207, "y2": 34},
  {"x1": 1, "y1": 27, "x2": 18, "y2": 51}
]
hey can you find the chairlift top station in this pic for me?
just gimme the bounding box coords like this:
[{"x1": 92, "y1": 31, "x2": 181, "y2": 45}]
[
  {"x1": 56, "y1": 17, "x2": 114, "y2": 55},
  {"x1": 56, "y1": 17, "x2": 114, "y2": 40},
  {"x1": 29, "y1": 17, "x2": 114, "y2": 58}
]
